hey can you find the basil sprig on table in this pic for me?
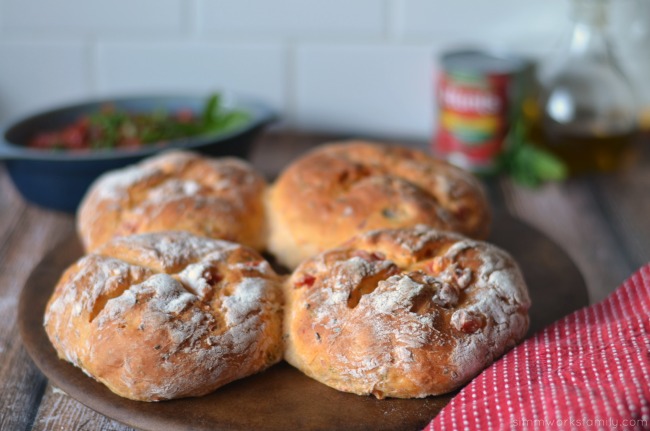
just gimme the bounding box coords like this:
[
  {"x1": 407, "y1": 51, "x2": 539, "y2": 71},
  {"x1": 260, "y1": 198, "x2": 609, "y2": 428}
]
[{"x1": 498, "y1": 117, "x2": 567, "y2": 187}]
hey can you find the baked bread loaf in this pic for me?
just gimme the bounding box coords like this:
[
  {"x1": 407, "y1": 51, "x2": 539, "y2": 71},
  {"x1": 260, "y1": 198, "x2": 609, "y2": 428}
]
[
  {"x1": 78, "y1": 150, "x2": 267, "y2": 252},
  {"x1": 267, "y1": 141, "x2": 490, "y2": 268},
  {"x1": 44, "y1": 231, "x2": 283, "y2": 401},
  {"x1": 283, "y1": 225, "x2": 530, "y2": 399}
]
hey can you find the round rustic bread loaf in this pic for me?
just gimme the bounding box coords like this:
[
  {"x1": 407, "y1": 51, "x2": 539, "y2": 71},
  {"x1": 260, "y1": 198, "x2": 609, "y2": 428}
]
[
  {"x1": 44, "y1": 231, "x2": 283, "y2": 401},
  {"x1": 267, "y1": 141, "x2": 491, "y2": 269},
  {"x1": 283, "y1": 225, "x2": 530, "y2": 399},
  {"x1": 77, "y1": 150, "x2": 267, "y2": 252}
]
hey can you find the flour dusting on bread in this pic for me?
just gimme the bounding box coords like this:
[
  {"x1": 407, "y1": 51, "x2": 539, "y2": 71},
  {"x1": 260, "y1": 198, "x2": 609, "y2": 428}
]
[
  {"x1": 77, "y1": 151, "x2": 268, "y2": 252},
  {"x1": 267, "y1": 141, "x2": 491, "y2": 269},
  {"x1": 44, "y1": 231, "x2": 283, "y2": 402},
  {"x1": 284, "y1": 225, "x2": 530, "y2": 399}
]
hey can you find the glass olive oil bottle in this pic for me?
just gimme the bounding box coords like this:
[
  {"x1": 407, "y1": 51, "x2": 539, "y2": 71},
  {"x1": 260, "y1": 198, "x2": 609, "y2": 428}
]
[{"x1": 530, "y1": 0, "x2": 637, "y2": 175}]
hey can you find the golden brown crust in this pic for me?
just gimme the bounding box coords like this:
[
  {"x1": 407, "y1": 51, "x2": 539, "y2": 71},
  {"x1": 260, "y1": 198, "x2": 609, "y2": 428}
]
[
  {"x1": 44, "y1": 231, "x2": 283, "y2": 401},
  {"x1": 77, "y1": 151, "x2": 267, "y2": 253},
  {"x1": 267, "y1": 141, "x2": 491, "y2": 268},
  {"x1": 283, "y1": 226, "x2": 529, "y2": 399}
]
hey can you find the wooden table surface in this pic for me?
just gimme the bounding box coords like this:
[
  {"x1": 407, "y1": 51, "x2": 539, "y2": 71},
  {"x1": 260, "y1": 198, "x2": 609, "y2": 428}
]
[{"x1": 0, "y1": 131, "x2": 648, "y2": 430}]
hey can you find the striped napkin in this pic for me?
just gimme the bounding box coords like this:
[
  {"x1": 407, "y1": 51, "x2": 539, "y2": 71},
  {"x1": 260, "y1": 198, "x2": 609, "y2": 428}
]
[{"x1": 425, "y1": 264, "x2": 650, "y2": 431}]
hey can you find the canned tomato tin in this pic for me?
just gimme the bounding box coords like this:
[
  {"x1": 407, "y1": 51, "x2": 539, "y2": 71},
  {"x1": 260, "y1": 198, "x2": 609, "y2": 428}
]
[{"x1": 433, "y1": 50, "x2": 528, "y2": 174}]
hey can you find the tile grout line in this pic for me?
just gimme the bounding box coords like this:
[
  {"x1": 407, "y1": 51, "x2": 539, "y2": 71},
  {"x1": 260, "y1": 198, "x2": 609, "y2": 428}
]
[
  {"x1": 284, "y1": 41, "x2": 296, "y2": 128},
  {"x1": 384, "y1": 0, "x2": 402, "y2": 45},
  {"x1": 86, "y1": 36, "x2": 98, "y2": 95},
  {"x1": 184, "y1": 0, "x2": 201, "y2": 42},
  {"x1": 0, "y1": 0, "x2": 5, "y2": 37}
]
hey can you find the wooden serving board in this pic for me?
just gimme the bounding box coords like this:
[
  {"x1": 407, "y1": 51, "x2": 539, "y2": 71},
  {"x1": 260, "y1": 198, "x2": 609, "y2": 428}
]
[{"x1": 18, "y1": 214, "x2": 588, "y2": 431}]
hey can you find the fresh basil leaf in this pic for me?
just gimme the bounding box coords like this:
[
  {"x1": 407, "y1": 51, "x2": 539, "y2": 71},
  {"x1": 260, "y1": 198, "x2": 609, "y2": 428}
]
[
  {"x1": 498, "y1": 111, "x2": 568, "y2": 187},
  {"x1": 202, "y1": 94, "x2": 220, "y2": 125}
]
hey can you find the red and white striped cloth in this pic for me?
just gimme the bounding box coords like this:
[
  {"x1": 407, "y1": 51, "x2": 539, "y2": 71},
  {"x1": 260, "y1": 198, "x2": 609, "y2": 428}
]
[{"x1": 426, "y1": 264, "x2": 650, "y2": 431}]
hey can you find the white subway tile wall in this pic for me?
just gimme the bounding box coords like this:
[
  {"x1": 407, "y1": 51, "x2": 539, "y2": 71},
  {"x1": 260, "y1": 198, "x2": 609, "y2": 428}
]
[
  {"x1": 0, "y1": 42, "x2": 90, "y2": 120},
  {"x1": 198, "y1": 0, "x2": 386, "y2": 39},
  {"x1": 0, "y1": 0, "x2": 632, "y2": 138},
  {"x1": 295, "y1": 45, "x2": 434, "y2": 138},
  {"x1": 96, "y1": 43, "x2": 285, "y2": 108},
  {"x1": 2, "y1": 0, "x2": 184, "y2": 36}
]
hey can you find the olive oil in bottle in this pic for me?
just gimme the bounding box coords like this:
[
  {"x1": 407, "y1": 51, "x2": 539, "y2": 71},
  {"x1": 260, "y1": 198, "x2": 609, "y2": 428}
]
[
  {"x1": 540, "y1": 131, "x2": 634, "y2": 174},
  {"x1": 532, "y1": 0, "x2": 637, "y2": 175}
]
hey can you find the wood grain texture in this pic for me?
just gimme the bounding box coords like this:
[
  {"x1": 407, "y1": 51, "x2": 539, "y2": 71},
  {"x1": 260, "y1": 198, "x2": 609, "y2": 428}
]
[
  {"x1": 589, "y1": 141, "x2": 650, "y2": 269},
  {"x1": 0, "y1": 200, "x2": 75, "y2": 430},
  {"x1": 499, "y1": 178, "x2": 634, "y2": 303},
  {"x1": 0, "y1": 168, "x2": 27, "y2": 252},
  {"x1": 249, "y1": 130, "x2": 337, "y2": 178},
  {"x1": 32, "y1": 386, "x2": 133, "y2": 431}
]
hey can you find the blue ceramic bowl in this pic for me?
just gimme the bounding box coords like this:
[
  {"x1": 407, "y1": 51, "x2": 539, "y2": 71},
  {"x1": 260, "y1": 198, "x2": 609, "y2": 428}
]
[{"x1": 0, "y1": 94, "x2": 276, "y2": 213}]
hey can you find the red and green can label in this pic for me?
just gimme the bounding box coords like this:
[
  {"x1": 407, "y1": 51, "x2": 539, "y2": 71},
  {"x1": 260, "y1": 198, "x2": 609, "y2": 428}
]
[{"x1": 434, "y1": 70, "x2": 513, "y2": 173}]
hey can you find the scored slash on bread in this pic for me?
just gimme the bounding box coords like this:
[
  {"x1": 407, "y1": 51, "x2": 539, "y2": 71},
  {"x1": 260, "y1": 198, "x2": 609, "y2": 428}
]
[
  {"x1": 266, "y1": 141, "x2": 491, "y2": 269},
  {"x1": 77, "y1": 151, "x2": 267, "y2": 253},
  {"x1": 43, "y1": 231, "x2": 283, "y2": 402},
  {"x1": 283, "y1": 225, "x2": 530, "y2": 399}
]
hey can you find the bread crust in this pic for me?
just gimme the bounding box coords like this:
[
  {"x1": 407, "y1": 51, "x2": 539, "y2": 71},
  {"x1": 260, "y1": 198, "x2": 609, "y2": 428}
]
[
  {"x1": 44, "y1": 231, "x2": 283, "y2": 401},
  {"x1": 283, "y1": 225, "x2": 530, "y2": 399},
  {"x1": 78, "y1": 151, "x2": 267, "y2": 253},
  {"x1": 267, "y1": 141, "x2": 491, "y2": 268}
]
